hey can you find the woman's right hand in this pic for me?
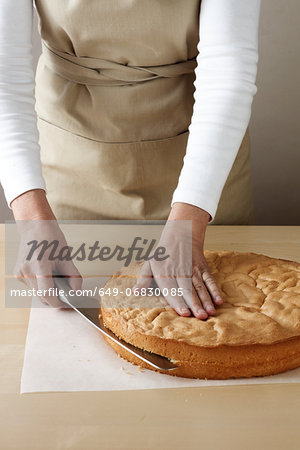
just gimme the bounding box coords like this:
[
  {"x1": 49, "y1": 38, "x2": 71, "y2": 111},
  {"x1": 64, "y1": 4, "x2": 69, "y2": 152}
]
[{"x1": 11, "y1": 189, "x2": 82, "y2": 307}]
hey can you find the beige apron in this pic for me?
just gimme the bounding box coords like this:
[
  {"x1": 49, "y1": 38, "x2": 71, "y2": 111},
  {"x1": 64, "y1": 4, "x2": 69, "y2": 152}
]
[{"x1": 34, "y1": 0, "x2": 254, "y2": 225}]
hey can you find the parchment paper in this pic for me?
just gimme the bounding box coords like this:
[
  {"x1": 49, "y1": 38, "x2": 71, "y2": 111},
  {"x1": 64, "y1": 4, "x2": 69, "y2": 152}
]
[{"x1": 21, "y1": 297, "x2": 300, "y2": 393}]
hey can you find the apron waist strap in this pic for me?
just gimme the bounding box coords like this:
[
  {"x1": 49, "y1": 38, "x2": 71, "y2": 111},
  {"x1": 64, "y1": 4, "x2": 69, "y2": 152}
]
[{"x1": 41, "y1": 41, "x2": 197, "y2": 86}]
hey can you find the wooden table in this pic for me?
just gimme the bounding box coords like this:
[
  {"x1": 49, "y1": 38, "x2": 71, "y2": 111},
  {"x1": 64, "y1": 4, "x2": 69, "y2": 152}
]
[{"x1": 1, "y1": 225, "x2": 300, "y2": 450}]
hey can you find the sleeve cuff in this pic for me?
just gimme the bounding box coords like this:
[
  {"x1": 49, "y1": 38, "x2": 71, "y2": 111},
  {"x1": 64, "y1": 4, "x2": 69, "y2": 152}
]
[
  {"x1": 171, "y1": 188, "x2": 218, "y2": 223},
  {"x1": 4, "y1": 176, "x2": 47, "y2": 209}
]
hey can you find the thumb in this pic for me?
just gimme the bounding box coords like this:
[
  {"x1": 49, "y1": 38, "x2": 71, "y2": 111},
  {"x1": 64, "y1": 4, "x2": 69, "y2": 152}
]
[
  {"x1": 133, "y1": 261, "x2": 153, "y2": 292},
  {"x1": 36, "y1": 273, "x2": 65, "y2": 308},
  {"x1": 58, "y1": 261, "x2": 83, "y2": 291}
]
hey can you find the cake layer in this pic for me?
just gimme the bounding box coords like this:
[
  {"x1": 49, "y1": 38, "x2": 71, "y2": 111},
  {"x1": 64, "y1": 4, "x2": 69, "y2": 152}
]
[
  {"x1": 100, "y1": 251, "x2": 300, "y2": 379},
  {"x1": 102, "y1": 333, "x2": 300, "y2": 379}
]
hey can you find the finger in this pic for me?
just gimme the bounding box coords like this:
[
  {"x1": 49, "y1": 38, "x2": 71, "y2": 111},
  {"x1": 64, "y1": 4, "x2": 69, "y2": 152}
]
[
  {"x1": 36, "y1": 273, "x2": 65, "y2": 308},
  {"x1": 41, "y1": 299, "x2": 50, "y2": 306},
  {"x1": 201, "y1": 270, "x2": 223, "y2": 305},
  {"x1": 13, "y1": 268, "x2": 26, "y2": 286},
  {"x1": 153, "y1": 275, "x2": 191, "y2": 317},
  {"x1": 177, "y1": 276, "x2": 208, "y2": 320},
  {"x1": 13, "y1": 268, "x2": 38, "y2": 309},
  {"x1": 193, "y1": 269, "x2": 216, "y2": 316},
  {"x1": 15, "y1": 266, "x2": 36, "y2": 289},
  {"x1": 133, "y1": 261, "x2": 153, "y2": 292},
  {"x1": 175, "y1": 276, "x2": 194, "y2": 316},
  {"x1": 58, "y1": 262, "x2": 83, "y2": 291}
]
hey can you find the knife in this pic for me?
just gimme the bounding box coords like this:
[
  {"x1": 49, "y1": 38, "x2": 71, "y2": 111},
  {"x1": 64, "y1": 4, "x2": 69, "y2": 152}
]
[{"x1": 53, "y1": 275, "x2": 178, "y2": 371}]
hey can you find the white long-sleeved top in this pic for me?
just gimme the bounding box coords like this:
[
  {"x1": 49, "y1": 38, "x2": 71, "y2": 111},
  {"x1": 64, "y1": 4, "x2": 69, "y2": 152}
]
[{"x1": 0, "y1": 0, "x2": 261, "y2": 220}]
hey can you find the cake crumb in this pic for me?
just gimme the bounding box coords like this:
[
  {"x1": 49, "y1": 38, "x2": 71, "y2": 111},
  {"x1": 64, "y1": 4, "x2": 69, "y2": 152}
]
[
  {"x1": 138, "y1": 365, "x2": 144, "y2": 373},
  {"x1": 121, "y1": 366, "x2": 125, "y2": 371},
  {"x1": 125, "y1": 371, "x2": 133, "y2": 375},
  {"x1": 86, "y1": 360, "x2": 90, "y2": 362},
  {"x1": 77, "y1": 360, "x2": 82, "y2": 362}
]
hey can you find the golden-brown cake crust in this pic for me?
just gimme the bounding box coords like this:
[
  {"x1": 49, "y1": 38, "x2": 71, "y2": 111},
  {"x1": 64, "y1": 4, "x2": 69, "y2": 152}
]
[{"x1": 100, "y1": 251, "x2": 300, "y2": 379}]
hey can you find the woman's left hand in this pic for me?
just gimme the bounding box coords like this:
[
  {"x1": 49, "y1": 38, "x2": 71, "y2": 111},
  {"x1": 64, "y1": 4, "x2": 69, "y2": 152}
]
[{"x1": 133, "y1": 202, "x2": 224, "y2": 320}]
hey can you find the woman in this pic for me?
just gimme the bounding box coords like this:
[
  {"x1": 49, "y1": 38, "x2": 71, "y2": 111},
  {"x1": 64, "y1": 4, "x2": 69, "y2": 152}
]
[{"x1": 0, "y1": 0, "x2": 261, "y2": 319}]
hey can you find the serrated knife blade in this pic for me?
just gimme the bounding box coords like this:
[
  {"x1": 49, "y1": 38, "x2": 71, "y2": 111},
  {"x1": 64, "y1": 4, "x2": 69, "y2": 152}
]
[{"x1": 53, "y1": 275, "x2": 178, "y2": 371}]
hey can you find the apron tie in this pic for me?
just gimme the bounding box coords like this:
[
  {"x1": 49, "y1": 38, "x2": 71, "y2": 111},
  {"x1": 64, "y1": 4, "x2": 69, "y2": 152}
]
[{"x1": 41, "y1": 41, "x2": 198, "y2": 86}]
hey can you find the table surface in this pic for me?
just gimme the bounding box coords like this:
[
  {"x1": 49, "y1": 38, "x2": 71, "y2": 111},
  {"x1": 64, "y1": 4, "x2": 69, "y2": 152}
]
[{"x1": 1, "y1": 225, "x2": 300, "y2": 450}]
